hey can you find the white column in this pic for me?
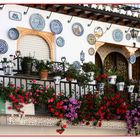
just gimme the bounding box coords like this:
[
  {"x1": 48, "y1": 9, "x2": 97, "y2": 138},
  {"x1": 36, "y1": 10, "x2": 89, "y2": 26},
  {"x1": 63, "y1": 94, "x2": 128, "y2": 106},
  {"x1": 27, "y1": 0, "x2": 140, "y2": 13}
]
[{"x1": 128, "y1": 62, "x2": 132, "y2": 79}]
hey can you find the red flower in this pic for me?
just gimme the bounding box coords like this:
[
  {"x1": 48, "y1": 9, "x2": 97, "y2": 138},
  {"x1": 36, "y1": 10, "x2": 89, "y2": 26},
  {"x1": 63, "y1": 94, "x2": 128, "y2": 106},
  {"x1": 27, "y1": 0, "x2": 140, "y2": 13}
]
[
  {"x1": 8, "y1": 106, "x2": 12, "y2": 110},
  {"x1": 50, "y1": 108, "x2": 54, "y2": 112},
  {"x1": 56, "y1": 129, "x2": 64, "y2": 134},
  {"x1": 62, "y1": 124, "x2": 67, "y2": 128},
  {"x1": 55, "y1": 112, "x2": 59, "y2": 116},
  {"x1": 98, "y1": 121, "x2": 102, "y2": 127}
]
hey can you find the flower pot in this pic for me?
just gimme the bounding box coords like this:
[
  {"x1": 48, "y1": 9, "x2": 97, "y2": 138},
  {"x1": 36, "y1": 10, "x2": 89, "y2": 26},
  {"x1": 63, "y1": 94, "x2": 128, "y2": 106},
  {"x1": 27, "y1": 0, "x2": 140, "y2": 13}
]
[
  {"x1": 21, "y1": 62, "x2": 32, "y2": 74},
  {"x1": 66, "y1": 76, "x2": 73, "y2": 82},
  {"x1": 127, "y1": 85, "x2": 135, "y2": 93},
  {"x1": 39, "y1": 70, "x2": 48, "y2": 80},
  {"x1": 108, "y1": 75, "x2": 117, "y2": 85},
  {"x1": 53, "y1": 76, "x2": 61, "y2": 85},
  {"x1": 116, "y1": 82, "x2": 125, "y2": 91}
]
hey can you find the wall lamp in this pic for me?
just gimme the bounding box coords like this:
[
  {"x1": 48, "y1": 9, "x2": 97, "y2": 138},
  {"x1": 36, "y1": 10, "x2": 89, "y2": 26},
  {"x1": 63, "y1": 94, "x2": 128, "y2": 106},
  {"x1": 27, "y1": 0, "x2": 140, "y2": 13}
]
[
  {"x1": 130, "y1": 29, "x2": 139, "y2": 39},
  {"x1": 80, "y1": 50, "x2": 85, "y2": 64}
]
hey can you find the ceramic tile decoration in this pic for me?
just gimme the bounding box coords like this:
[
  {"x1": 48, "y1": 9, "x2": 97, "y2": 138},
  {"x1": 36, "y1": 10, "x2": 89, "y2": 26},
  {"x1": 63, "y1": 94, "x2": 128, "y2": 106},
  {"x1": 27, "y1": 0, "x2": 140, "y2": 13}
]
[
  {"x1": 56, "y1": 36, "x2": 65, "y2": 47},
  {"x1": 129, "y1": 55, "x2": 136, "y2": 64},
  {"x1": 125, "y1": 33, "x2": 131, "y2": 40},
  {"x1": 87, "y1": 34, "x2": 96, "y2": 45},
  {"x1": 72, "y1": 22, "x2": 84, "y2": 36},
  {"x1": 94, "y1": 26, "x2": 103, "y2": 38},
  {"x1": 8, "y1": 28, "x2": 19, "y2": 40},
  {"x1": 88, "y1": 48, "x2": 95, "y2": 55},
  {"x1": 0, "y1": 39, "x2": 8, "y2": 54},
  {"x1": 30, "y1": 13, "x2": 45, "y2": 31},
  {"x1": 9, "y1": 11, "x2": 22, "y2": 21},
  {"x1": 112, "y1": 29, "x2": 123, "y2": 42},
  {"x1": 50, "y1": 19, "x2": 63, "y2": 34}
]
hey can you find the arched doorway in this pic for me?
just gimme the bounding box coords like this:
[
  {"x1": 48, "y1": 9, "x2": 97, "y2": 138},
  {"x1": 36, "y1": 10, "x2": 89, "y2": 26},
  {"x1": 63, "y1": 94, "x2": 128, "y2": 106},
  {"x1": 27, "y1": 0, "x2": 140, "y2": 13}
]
[
  {"x1": 132, "y1": 56, "x2": 140, "y2": 81},
  {"x1": 104, "y1": 52, "x2": 128, "y2": 80},
  {"x1": 95, "y1": 52, "x2": 103, "y2": 73}
]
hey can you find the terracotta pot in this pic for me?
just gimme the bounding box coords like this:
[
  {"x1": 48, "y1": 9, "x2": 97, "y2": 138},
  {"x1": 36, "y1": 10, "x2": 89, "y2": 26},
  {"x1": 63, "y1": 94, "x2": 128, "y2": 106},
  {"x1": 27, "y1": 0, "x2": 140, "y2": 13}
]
[
  {"x1": 39, "y1": 70, "x2": 48, "y2": 80},
  {"x1": 66, "y1": 76, "x2": 73, "y2": 82}
]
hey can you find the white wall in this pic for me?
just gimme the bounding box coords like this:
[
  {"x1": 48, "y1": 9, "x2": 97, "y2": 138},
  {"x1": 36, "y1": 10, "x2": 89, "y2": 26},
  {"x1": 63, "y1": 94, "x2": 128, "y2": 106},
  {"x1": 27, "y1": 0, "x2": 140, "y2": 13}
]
[{"x1": 0, "y1": 4, "x2": 140, "y2": 65}]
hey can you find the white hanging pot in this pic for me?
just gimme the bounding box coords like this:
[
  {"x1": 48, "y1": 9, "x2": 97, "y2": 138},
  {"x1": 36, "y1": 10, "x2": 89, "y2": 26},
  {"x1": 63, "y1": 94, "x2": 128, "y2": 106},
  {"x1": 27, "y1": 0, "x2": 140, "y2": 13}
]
[
  {"x1": 98, "y1": 82, "x2": 105, "y2": 90},
  {"x1": 53, "y1": 76, "x2": 61, "y2": 85},
  {"x1": 108, "y1": 75, "x2": 117, "y2": 85},
  {"x1": 88, "y1": 72, "x2": 94, "y2": 81},
  {"x1": 127, "y1": 85, "x2": 135, "y2": 93},
  {"x1": 116, "y1": 82, "x2": 125, "y2": 91}
]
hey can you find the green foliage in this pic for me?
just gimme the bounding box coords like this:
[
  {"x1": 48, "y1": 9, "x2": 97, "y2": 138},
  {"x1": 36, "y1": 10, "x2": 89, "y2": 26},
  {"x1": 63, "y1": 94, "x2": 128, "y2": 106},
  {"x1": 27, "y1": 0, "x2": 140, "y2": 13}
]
[
  {"x1": 21, "y1": 56, "x2": 33, "y2": 63},
  {"x1": 82, "y1": 62, "x2": 98, "y2": 72},
  {"x1": 107, "y1": 68, "x2": 117, "y2": 76}
]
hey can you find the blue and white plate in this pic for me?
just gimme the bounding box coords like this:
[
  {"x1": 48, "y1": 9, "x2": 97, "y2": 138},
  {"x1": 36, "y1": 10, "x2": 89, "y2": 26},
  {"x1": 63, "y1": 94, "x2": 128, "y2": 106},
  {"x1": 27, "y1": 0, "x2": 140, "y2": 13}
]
[
  {"x1": 0, "y1": 39, "x2": 8, "y2": 54},
  {"x1": 129, "y1": 55, "x2": 136, "y2": 64},
  {"x1": 125, "y1": 33, "x2": 131, "y2": 40},
  {"x1": 30, "y1": 13, "x2": 45, "y2": 31},
  {"x1": 56, "y1": 36, "x2": 65, "y2": 47},
  {"x1": 50, "y1": 20, "x2": 63, "y2": 34},
  {"x1": 8, "y1": 28, "x2": 19, "y2": 40},
  {"x1": 72, "y1": 22, "x2": 84, "y2": 36},
  {"x1": 112, "y1": 29, "x2": 123, "y2": 42},
  {"x1": 72, "y1": 61, "x2": 81, "y2": 70}
]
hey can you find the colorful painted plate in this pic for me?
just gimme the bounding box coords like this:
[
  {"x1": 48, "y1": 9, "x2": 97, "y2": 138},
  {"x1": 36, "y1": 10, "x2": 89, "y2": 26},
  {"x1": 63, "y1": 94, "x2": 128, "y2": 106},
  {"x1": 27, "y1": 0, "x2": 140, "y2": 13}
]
[
  {"x1": 8, "y1": 28, "x2": 19, "y2": 40},
  {"x1": 88, "y1": 48, "x2": 95, "y2": 55},
  {"x1": 87, "y1": 34, "x2": 96, "y2": 45},
  {"x1": 50, "y1": 19, "x2": 63, "y2": 34},
  {"x1": 72, "y1": 22, "x2": 84, "y2": 36},
  {"x1": 94, "y1": 26, "x2": 103, "y2": 38},
  {"x1": 112, "y1": 29, "x2": 123, "y2": 42},
  {"x1": 0, "y1": 39, "x2": 8, "y2": 54},
  {"x1": 30, "y1": 13, "x2": 45, "y2": 31},
  {"x1": 56, "y1": 36, "x2": 65, "y2": 47},
  {"x1": 129, "y1": 55, "x2": 136, "y2": 64},
  {"x1": 125, "y1": 33, "x2": 131, "y2": 40}
]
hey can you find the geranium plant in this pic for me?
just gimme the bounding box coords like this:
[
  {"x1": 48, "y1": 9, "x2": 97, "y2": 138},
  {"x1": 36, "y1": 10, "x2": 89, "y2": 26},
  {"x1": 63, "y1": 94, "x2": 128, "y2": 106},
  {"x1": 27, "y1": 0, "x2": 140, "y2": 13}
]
[{"x1": 96, "y1": 73, "x2": 108, "y2": 83}]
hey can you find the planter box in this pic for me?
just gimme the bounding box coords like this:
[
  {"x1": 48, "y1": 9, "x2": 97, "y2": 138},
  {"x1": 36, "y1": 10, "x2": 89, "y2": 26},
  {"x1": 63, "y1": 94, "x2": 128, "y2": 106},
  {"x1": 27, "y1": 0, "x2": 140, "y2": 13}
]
[{"x1": 5, "y1": 101, "x2": 35, "y2": 115}]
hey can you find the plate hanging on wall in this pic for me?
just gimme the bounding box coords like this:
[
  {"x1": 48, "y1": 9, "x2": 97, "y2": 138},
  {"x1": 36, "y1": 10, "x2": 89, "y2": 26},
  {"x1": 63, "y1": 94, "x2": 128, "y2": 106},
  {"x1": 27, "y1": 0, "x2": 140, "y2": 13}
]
[
  {"x1": 8, "y1": 28, "x2": 19, "y2": 40},
  {"x1": 72, "y1": 22, "x2": 84, "y2": 36},
  {"x1": 87, "y1": 34, "x2": 96, "y2": 45},
  {"x1": 112, "y1": 29, "x2": 123, "y2": 42},
  {"x1": 129, "y1": 55, "x2": 136, "y2": 64},
  {"x1": 56, "y1": 36, "x2": 65, "y2": 47},
  {"x1": 29, "y1": 13, "x2": 45, "y2": 31},
  {"x1": 88, "y1": 48, "x2": 95, "y2": 55},
  {"x1": 50, "y1": 19, "x2": 63, "y2": 34},
  {"x1": 94, "y1": 26, "x2": 103, "y2": 38},
  {"x1": 0, "y1": 39, "x2": 8, "y2": 54},
  {"x1": 125, "y1": 33, "x2": 131, "y2": 40}
]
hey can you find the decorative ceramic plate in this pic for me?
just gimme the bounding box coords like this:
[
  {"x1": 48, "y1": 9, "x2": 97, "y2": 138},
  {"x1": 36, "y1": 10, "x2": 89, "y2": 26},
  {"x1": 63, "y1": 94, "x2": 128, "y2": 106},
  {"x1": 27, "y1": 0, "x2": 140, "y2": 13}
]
[
  {"x1": 72, "y1": 61, "x2": 81, "y2": 70},
  {"x1": 125, "y1": 33, "x2": 131, "y2": 40},
  {"x1": 136, "y1": 36, "x2": 140, "y2": 42},
  {"x1": 112, "y1": 29, "x2": 123, "y2": 42},
  {"x1": 0, "y1": 39, "x2": 8, "y2": 54},
  {"x1": 94, "y1": 26, "x2": 103, "y2": 38},
  {"x1": 8, "y1": 28, "x2": 19, "y2": 40},
  {"x1": 87, "y1": 34, "x2": 96, "y2": 45},
  {"x1": 56, "y1": 36, "x2": 65, "y2": 47},
  {"x1": 29, "y1": 13, "x2": 45, "y2": 31},
  {"x1": 129, "y1": 55, "x2": 136, "y2": 64},
  {"x1": 88, "y1": 48, "x2": 95, "y2": 55},
  {"x1": 72, "y1": 22, "x2": 84, "y2": 36},
  {"x1": 50, "y1": 19, "x2": 63, "y2": 34}
]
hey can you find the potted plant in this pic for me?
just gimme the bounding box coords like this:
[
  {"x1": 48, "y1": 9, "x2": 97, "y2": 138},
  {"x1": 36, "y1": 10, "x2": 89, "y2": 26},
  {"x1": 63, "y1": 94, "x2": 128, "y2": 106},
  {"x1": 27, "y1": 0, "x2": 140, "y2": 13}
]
[
  {"x1": 35, "y1": 60, "x2": 52, "y2": 80},
  {"x1": 116, "y1": 75, "x2": 125, "y2": 91},
  {"x1": 126, "y1": 79, "x2": 137, "y2": 93},
  {"x1": 81, "y1": 62, "x2": 98, "y2": 81},
  {"x1": 65, "y1": 64, "x2": 78, "y2": 81},
  {"x1": 20, "y1": 56, "x2": 33, "y2": 74},
  {"x1": 107, "y1": 68, "x2": 118, "y2": 85}
]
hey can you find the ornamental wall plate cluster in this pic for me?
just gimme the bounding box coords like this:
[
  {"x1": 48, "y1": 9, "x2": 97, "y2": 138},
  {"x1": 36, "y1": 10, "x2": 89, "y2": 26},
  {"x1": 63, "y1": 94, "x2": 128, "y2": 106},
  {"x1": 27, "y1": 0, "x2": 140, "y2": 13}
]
[
  {"x1": 29, "y1": 13, "x2": 45, "y2": 31},
  {"x1": 72, "y1": 22, "x2": 84, "y2": 36},
  {"x1": 87, "y1": 34, "x2": 96, "y2": 45},
  {"x1": 112, "y1": 29, "x2": 123, "y2": 42},
  {"x1": 88, "y1": 48, "x2": 95, "y2": 55},
  {"x1": 8, "y1": 28, "x2": 19, "y2": 40},
  {"x1": 94, "y1": 26, "x2": 103, "y2": 38},
  {"x1": 50, "y1": 19, "x2": 63, "y2": 34},
  {"x1": 0, "y1": 39, "x2": 8, "y2": 54},
  {"x1": 56, "y1": 36, "x2": 65, "y2": 47}
]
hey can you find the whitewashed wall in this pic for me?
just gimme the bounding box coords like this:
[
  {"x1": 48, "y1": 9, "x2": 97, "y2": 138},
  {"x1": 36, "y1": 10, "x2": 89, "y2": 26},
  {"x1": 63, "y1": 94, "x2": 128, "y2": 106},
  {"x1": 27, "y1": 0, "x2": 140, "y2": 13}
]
[{"x1": 0, "y1": 4, "x2": 140, "y2": 65}]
